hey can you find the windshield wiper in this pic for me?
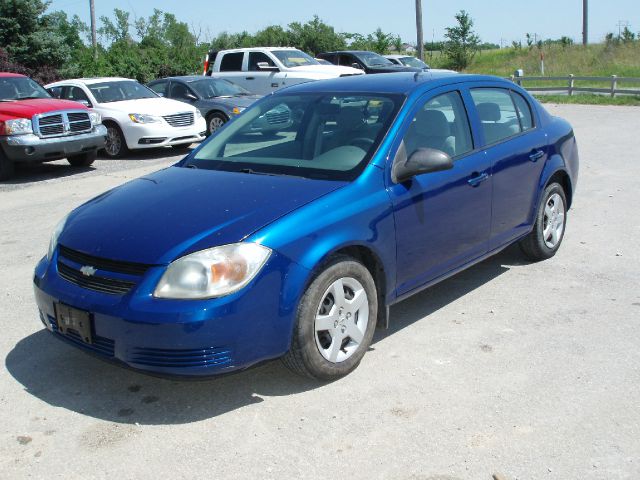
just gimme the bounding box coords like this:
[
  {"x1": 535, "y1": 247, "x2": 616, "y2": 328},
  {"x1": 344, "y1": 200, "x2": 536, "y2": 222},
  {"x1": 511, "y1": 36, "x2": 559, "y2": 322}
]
[
  {"x1": 17, "y1": 96, "x2": 44, "y2": 100},
  {"x1": 239, "y1": 168, "x2": 307, "y2": 179}
]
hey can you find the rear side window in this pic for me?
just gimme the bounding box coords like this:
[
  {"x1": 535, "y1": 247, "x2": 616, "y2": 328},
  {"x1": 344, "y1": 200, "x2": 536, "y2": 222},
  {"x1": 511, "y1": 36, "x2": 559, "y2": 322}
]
[
  {"x1": 511, "y1": 92, "x2": 534, "y2": 131},
  {"x1": 220, "y1": 52, "x2": 244, "y2": 72},
  {"x1": 403, "y1": 91, "x2": 473, "y2": 159},
  {"x1": 470, "y1": 88, "x2": 521, "y2": 145}
]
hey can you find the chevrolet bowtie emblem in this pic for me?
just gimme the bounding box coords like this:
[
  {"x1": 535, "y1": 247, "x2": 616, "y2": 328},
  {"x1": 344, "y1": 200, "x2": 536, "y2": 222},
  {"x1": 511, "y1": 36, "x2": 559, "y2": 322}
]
[{"x1": 80, "y1": 265, "x2": 97, "y2": 277}]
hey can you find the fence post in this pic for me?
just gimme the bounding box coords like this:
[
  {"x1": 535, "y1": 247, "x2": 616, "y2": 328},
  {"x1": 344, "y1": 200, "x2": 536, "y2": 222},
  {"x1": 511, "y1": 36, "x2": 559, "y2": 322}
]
[
  {"x1": 611, "y1": 75, "x2": 617, "y2": 98},
  {"x1": 510, "y1": 75, "x2": 515, "y2": 84},
  {"x1": 568, "y1": 74, "x2": 575, "y2": 96}
]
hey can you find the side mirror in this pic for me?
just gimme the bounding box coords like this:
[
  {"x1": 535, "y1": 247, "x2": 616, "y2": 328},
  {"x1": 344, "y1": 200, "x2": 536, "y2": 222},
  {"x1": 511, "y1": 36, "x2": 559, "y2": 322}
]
[
  {"x1": 76, "y1": 99, "x2": 91, "y2": 108},
  {"x1": 185, "y1": 92, "x2": 198, "y2": 101},
  {"x1": 351, "y1": 62, "x2": 364, "y2": 70},
  {"x1": 257, "y1": 62, "x2": 279, "y2": 72},
  {"x1": 392, "y1": 144, "x2": 453, "y2": 183}
]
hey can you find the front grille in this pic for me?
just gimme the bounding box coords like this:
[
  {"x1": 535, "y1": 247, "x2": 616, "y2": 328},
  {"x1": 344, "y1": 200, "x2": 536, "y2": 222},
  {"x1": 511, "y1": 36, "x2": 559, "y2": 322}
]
[
  {"x1": 48, "y1": 315, "x2": 115, "y2": 357},
  {"x1": 163, "y1": 112, "x2": 195, "y2": 127},
  {"x1": 57, "y1": 261, "x2": 136, "y2": 295},
  {"x1": 129, "y1": 346, "x2": 233, "y2": 368},
  {"x1": 265, "y1": 111, "x2": 290, "y2": 125},
  {"x1": 35, "y1": 111, "x2": 92, "y2": 138},
  {"x1": 59, "y1": 245, "x2": 151, "y2": 276}
]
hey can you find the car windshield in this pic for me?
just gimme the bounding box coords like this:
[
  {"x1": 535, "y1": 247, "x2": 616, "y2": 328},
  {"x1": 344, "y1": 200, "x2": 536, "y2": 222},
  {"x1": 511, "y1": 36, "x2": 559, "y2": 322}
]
[
  {"x1": 356, "y1": 52, "x2": 394, "y2": 67},
  {"x1": 189, "y1": 78, "x2": 251, "y2": 99},
  {"x1": 88, "y1": 81, "x2": 157, "y2": 103},
  {"x1": 187, "y1": 93, "x2": 401, "y2": 181},
  {"x1": 272, "y1": 50, "x2": 319, "y2": 68},
  {"x1": 399, "y1": 56, "x2": 429, "y2": 69},
  {"x1": 0, "y1": 77, "x2": 50, "y2": 101}
]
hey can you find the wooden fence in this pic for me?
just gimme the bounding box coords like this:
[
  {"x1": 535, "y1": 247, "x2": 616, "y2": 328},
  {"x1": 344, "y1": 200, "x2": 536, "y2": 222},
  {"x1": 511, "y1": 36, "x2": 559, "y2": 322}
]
[{"x1": 508, "y1": 75, "x2": 640, "y2": 97}]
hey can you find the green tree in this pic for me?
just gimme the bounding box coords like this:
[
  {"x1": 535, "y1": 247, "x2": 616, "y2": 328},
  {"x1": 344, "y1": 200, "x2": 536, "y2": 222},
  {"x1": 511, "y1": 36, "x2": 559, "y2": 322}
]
[
  {"x1": 370, "y1": 28, "x2": 394, "y2": 54},
  {"x1": 287, "y1": 16, "x2": 346, "y2": 55},
  {"x1": 443, "y1": 10, "x2": 480, "y2": 70},
  {"x1": 392, "y1": 36, "x2": 404, "y2": 53},
  {"x1": 621, "y1": 26, "x2": 636, "y2": 43}
]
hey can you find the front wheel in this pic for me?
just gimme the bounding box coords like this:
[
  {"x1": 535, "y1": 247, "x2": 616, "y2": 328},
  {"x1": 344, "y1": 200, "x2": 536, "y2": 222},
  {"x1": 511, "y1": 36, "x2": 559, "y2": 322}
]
[
  {"x1": 207, "y1": 113, "x2": 227, "y2": 135},
  {"x1": 0, "y1": 150, "x2": 15, "y2": 181},
  {"x1": 103, "y1": 123, "x2": 128, "y2": 158},
  {"x1": 519, "y1": 182, "x2": 568, "y2": 261},
  {"x1": 282, "y1": 257, "x2": 378, "y2": 380},
  {"x1": 67, "y1": 150, "x2": 96, "y2": 167}
]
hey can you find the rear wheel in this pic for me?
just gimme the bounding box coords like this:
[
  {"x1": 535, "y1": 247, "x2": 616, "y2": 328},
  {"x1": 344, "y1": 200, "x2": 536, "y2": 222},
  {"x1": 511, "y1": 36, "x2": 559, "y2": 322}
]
[
  {"x1": 207, "y1": 113, "x2": 227, "y2": 135},
  {"x1": 519, "y1": 182, "x2": 568, "y2": 261},
  {"x1": 104, "y1": 123, "x2": 128, "y2": 158},
  {"x1": 67, "y1": 150, "x2": 96, "y2": 167},
  {"x1": 282, "y1": 256, "x2": 378, "y2": 380},
  {"x1": 0, "y1": 149, "x2": 15, "y2": 181}
]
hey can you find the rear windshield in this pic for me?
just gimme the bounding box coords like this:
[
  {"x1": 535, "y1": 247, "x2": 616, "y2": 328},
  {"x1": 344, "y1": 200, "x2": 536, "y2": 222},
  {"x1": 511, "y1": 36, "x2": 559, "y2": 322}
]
[
  {"x1": 89, "y1": 81, "x2": 157, "y2": 103},
  {"x1": 187, "y1": 93, "x2": 402, "y2": 181}
]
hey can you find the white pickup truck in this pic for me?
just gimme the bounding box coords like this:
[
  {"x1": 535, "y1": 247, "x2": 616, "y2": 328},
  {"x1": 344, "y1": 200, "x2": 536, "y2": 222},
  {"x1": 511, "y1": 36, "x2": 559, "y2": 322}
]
[{"x1": 203, "y1": 47, "x2": 363, "y2": 95}]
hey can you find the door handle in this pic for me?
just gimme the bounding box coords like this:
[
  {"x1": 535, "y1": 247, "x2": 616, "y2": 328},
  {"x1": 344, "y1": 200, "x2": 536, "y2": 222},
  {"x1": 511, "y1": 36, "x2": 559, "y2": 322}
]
[
  {"x1": 245, "y1": 77, "x2": 255, "y2": 80},
  {"x1": 529, "y1": 149, "x2": 545, "y2": 162},
  {"x1": 467, "y1": 172, "x2": 489, "y2": 187}
]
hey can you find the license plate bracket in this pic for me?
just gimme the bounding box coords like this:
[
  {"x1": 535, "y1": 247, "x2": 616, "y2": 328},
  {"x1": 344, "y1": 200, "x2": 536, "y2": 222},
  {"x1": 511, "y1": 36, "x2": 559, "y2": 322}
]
[{"x1": 54, "y1": 303, "x2": 93, "y2": 344}]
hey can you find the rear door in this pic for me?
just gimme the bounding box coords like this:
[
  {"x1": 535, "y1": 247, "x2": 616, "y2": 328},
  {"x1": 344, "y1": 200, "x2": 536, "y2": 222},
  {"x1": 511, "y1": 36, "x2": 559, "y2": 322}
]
[
  {"x1": 468, "y1": 86, "x2": 547, "y2": 249},
  {"x1": 388, "y1": 88, "x2": 492, "y2": 296},
  {"x1": 216, "y1": 52, "x2": 248, "y2": 90}
]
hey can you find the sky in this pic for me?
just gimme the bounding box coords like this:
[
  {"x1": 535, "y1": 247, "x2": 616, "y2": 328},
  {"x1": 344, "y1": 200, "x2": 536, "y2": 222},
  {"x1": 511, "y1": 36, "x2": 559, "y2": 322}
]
[{"x1": 47, "y1": 0, "x2": 639, "y2": 45}]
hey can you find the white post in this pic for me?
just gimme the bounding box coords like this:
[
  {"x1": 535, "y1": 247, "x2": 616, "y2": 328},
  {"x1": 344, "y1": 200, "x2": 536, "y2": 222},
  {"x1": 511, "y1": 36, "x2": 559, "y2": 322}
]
[
  {"x1": 611, "y1": 75, "x2": 618, "y2": 98},
  {"x1": 568, "y1": 74, "x2": 575, "y2": 96}
]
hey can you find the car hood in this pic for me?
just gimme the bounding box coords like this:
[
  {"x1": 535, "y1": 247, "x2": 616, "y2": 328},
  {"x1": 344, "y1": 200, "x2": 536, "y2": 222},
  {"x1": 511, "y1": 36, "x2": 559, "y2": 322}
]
[
  {"x1": 201, "y1": 95, "x2": 262, "y2": 109},
  {"x1": 95, "y1": 97, "x2": 196, "y2": 116},
  {"x1": 289, "y1": 64, "x2": 364, "y2": 76},
  {"x1": 0, "y1": 98, "x2": 87, "y2": 119},
  {"x1": 59, "y1": 166, "x2": 344, "y2": 265}
]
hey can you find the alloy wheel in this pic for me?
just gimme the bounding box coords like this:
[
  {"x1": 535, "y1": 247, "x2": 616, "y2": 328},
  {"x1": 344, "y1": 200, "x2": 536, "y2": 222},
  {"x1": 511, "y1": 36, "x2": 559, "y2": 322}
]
[
  {"x1": 314, "y1": 277, "x2": 369, "y2": 363},
  {"x1": 105, "y1": 126, "x2": 121, "y2": 157},
  {"x1": 209, "y1": 116, "x2": 225, "y2": 134},
  {"x1": 543, "y1": 192, "x2": 566, "y2": 248}
]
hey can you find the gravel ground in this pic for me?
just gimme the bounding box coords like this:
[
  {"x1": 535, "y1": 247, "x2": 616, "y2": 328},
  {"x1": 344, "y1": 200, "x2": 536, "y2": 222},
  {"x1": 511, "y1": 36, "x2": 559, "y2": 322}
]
[{"x1": 0, "y1": 104, "x2": 638, "y2": 480}]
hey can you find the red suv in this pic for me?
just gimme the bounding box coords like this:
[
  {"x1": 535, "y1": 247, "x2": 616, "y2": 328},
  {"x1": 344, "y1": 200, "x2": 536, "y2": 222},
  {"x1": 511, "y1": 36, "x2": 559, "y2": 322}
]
[{"x1": 0, "y1": 73, "x2": 107, "y2": 180}]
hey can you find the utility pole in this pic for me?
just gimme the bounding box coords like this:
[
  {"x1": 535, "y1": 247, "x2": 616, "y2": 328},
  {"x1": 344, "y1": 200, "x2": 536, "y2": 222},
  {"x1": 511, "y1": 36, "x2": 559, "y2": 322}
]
[
  {"x1": 90, "y1": 0, "x2": 97, "y2": 60},
  {"x1": 415, "y1": 0, "x2": 424, "y2": 61},
  {"x1": 582, "y1": 0, "x2": 588, "y2": 45}
]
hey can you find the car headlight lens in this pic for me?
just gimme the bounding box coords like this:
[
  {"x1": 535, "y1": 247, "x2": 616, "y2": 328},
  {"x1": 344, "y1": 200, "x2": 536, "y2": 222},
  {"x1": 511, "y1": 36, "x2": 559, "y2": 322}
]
[
  {"x1": 232, "y1": 107, "x2": 246, "y2": 115},
  {"x1": 195, "y1": 109, "x2": 203, "y2": 119},
  {"x1": 47, "y1": 215, "x2": 68, "y2": 261},
  {"x1": 89, "y1": 111, "x2": 102, "y2": 125},
  {"x1": 154, "y1": 243, "x2": 271, "y2": 299},
  {"x1": 128, "y1": 113, "x2": 161, "y2": 124},
  {"x1": 4, "y1": 118, "x2": 33, "y2": 135}
]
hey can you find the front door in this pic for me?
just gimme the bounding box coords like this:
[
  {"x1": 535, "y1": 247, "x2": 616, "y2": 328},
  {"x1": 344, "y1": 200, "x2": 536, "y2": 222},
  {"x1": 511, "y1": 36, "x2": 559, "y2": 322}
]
[{"x1": 388, "y1": 90, "x2": 492, "y2": 297}]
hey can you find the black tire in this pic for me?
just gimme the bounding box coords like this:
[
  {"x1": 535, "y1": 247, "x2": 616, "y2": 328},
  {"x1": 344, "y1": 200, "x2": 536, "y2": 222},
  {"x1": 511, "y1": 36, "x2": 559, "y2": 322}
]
[
  {"x1": 282, "y1": 256, "x2": 378, "y2": 380},
  {"x1": 103, "y1": 122, "x2": 128, "y2": 159},
  {"x1": 0, "y1": 149, "x2": 15, "y2": 181},
  {"x1": 206, "y1": 112, "x2": 227, "y2": 135},
  {"x1": 519, "y1": 182, "x2": 568, "y2": 261},
  {"x1": 67, "y1": 150, "x2": 96, "y2": 167},
  {"x1": 171, "y1": 143, "x2": 192, "y2": 151}
]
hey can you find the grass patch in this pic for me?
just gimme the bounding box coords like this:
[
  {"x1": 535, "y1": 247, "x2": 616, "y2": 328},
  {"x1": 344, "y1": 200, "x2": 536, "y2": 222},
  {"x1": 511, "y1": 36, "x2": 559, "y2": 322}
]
[{"x1": 534, "y1": 94, "x2": 640, "y2": 106}]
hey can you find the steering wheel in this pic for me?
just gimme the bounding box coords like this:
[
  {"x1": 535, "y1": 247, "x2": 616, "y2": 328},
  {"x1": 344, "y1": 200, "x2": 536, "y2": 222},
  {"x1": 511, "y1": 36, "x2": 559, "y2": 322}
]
[{"x1": 348, "y1": 137, "x2": 374, "y2": 150}]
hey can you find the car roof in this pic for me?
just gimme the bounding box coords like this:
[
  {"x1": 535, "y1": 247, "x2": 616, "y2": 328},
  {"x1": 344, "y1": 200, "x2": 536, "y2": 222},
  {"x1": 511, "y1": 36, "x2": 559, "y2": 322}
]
[
  {"x1": 0, "y1": 72, "x2": 27, "y2": 78},
  {"x1": 217, "y1": 47, "x2": 302, "y2": 54},
  {"x1": 384, "y1": 55, "x2": 411, "y2": 60},
  {"x1": 320, "y1": 51, "x2": 381, "y2": 55},
  {"x1": 155, "y1": 76, "x2": 219, "y2": 83},
  {"x1": 47, "y1": 77, "x2": 135, "y2": 87},
  {"x1": 280, "y1": 72, "x2": 508, "y2": 96}
]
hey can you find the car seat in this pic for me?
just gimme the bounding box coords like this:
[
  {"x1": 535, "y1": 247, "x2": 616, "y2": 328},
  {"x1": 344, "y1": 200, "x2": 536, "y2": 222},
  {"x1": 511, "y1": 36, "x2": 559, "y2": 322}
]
[
  {"x1": 476, "y1": 102, "x2": 519, "y2": 144},
  {"x1": 405, "y1": 109, "x2": 456, "y2": 157}
]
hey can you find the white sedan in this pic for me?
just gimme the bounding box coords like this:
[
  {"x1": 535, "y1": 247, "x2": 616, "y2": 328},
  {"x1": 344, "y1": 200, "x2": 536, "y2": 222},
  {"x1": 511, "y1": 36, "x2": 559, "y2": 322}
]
[{"x1": 46, "y1": 77, "x2": 207, "y2": 158}]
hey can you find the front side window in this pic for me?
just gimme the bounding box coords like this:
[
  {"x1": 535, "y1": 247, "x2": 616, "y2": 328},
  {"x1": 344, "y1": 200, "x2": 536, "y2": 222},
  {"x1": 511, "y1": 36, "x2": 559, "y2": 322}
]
[
  {"x1": 189, "y1": 79, "x2": 251, "y2": 99},
  {"x1": 470, "y1": 88, "x2": 522, "y2": 145},
  {"x1": 355, "y1": 52, "x2": 394, "y2": 67},
  {"x1": 149, "y1": 80, "x2": 168, "y2": 96},
  {"x1": 249, "y1": 52, "x2": 276, "y2": 71},
  {"x1": 220, "y1": 52, "x2": 244, "y2": 72},
  {"x1": 403, "y1": 91, "x2": 473, "y2": 159},
  {"x1": 88, "y1": 81, "x2": 156, "y2": 104},
  {"x1": 63, "y1": 86, "x2": 90, "y2": 104},
  {"x1": 188, "y1": 93, "x2": 401, "y2": 181}
]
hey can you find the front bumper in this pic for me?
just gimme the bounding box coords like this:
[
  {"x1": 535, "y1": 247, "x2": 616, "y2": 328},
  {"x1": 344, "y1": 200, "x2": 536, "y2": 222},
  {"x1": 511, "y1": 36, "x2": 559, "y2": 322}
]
[
  {"x1": 33, "y1": 248, "x2": 309, "y2": 377},
  {"x1": 0, "y1": 125, "x2": 107, "y2": 163},
  {"x1": 124, "y1": 118, "x2": 207, "y2": 150}
]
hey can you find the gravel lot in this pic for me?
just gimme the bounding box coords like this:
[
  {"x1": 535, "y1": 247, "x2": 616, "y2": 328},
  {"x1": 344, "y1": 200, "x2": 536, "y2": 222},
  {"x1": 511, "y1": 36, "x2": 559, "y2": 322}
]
[{"x1": 1, "y1": 104, "x2": 639, "y2": 480}]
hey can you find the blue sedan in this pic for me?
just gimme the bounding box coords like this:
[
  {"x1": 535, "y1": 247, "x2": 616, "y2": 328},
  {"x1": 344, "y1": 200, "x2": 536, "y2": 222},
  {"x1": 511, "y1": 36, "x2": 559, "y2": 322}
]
[{"x1": 33, "y1": 73, "x2": 579, "y2": 380}]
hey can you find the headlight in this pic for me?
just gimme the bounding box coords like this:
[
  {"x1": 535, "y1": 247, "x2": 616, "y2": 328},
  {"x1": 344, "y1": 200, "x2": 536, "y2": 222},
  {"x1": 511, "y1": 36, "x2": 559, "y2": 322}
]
[
  {"x1": 89, "y1": 111, "x2": 102, "y2": 125},
  {"x1": 232, "y1": 107, "x2": 245, "y2": 115},
  {"x1": 195, "y1": 109, "x2": 203, "y2": 119},
  {"x1": 128, "y1": 113, "x2": 161, "y2": 124},
  {"x1": 154, "y1": 243, "x2": 271, "y2": 299},
  {"x1": 47, "y1": 215, "x2": 68, "y2": 261},
  {"x1": 4, "y1": 118, "x2": 33, "y2": 135}
]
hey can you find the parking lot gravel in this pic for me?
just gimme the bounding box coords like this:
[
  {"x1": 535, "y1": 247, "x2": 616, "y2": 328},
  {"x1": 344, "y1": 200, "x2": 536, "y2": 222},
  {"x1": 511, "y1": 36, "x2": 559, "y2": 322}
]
[{"x1": 0, "y1": 104, "x2": 639, "y2": 479}]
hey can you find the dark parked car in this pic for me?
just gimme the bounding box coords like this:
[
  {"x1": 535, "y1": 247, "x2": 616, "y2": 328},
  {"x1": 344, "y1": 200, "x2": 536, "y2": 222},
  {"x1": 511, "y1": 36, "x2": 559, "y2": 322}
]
[
  {"x1": 34, "y1": 73, "x2": 579, "y2": 380},
  {"x1": 147, "y1": 76, "x2": 292, "y2": 135},
  {"x1": 317, "y1": 51, "x2": 422, "y2": 74}
]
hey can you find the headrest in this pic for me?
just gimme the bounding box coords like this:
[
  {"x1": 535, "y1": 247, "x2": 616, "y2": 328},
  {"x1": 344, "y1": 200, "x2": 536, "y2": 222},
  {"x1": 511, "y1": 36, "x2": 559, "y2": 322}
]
[
  {"x1": 415, "y1": 109, "x2": 450, "y2": 137},
  {"x1": 476, "y1": 102, "x2": 501, "y2": 122}
]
